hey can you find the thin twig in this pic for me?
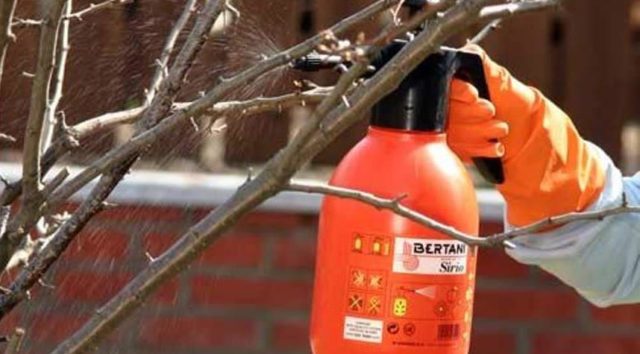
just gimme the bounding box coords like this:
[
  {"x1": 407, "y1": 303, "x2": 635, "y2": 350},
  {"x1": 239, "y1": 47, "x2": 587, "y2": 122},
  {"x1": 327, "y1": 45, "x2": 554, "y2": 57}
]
[
  {"x1": 487, "y1": 199, "x2": 640, "y2": 244},
  {"x1": 287, "y1": 182, "x2": 640, "y2": 248},
  {"x1": 0, "y1": 206, "x2": 8, "y2": 238},
  {"x1": 40, "y1": 0, "x2": 72, "y2": 154},
  {"x1": 287, "y1": 181, "x2": 483, "y2": 244},
  {"x1": 0, "y1": 0, "x2": 17, "y2": 89},
  {"x1": 0, "y1": 133, "x2": 15, "y2": 143},
  {"x1": 145, "y1": 0, "x2": 197, "y2": 105},
  {"x1": 11, "y1": 17, "x2": 42, "y2": 28},
  {"x1": 371, "y1": 0, "x2": 454, "y2": 46},
  {"x1": 469, "y1": 18, "x2": 502, "y2": 44},
  {"x1": 479, "y1": 0, "x2": 559, "y2": 21},
  {"x1": 75, "y1": 87, "x2": 331, "y2": 137},
  {"x1": 64, "y1": 0, "x2": 130, "y2": 21},
  {"x1": 3, "y1": 327, "x2": 24, "y2": 354},
  {"x1": 40, "y1": 167, "x2": 69, "y2": 198},
  {"x1": 138, "y1": 0, "x2": 225, "y2": 130},
  {"x1": 22, "y1": 0, "x2": 66, "y2": 206}
]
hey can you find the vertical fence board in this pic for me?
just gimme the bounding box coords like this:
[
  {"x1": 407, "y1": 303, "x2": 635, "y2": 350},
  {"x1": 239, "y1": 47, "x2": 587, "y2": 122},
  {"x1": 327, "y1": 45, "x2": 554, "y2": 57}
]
[{"x1": 564, "y1": 0, "x2": 632, "y2": 163}]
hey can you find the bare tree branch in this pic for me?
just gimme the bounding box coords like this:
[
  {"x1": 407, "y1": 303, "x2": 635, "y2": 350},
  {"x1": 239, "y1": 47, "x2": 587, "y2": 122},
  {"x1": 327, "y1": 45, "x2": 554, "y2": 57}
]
[
  {"x1": 3, "y1": 327, "x2": 24, "y2": 354},
  {"x1": 145, "y1": 0, "x2": 198, "y2": 106},
  {"x1": 64, "y1": 0, "x2": 130, "y2": 21},
  {"x1": 0, "y1": 0, "x2": 17, "y2": 88},
  {"x1": 0, "y1": 206, "x2": 8, "y2": 238},
  {"x1": 21, "y1": 0, "x2": 66, "y2": 207},
  {"x1": 40, "y1": 0, "x2": 72, "y2": 153},
  {"x1": 74, "y1": 86, "x2": 331, "y2": 138},
  {"x1": 11, "y1": 17, "x2": 42, "y2": 29},
  {"x1": 479, "y1": 0, "x2": 559, "y2": 21},
  {"x1": 0, "y1": 133, "x2": 15, "y2": 143},
  {"x1": 286, "y1": 182, "x2": 640, "y2": 249},
  {"x1": 370, "y1": 0, "x2": 454, "y2": 46},
  {"x1": 49, "y1": 1, "x2": 496, "y2": 352},
  {"x1": 469, "y1": 18, "x2": 501, "y2": 44},
  {"x1": 138, "y1": 0, "x2": 226, "y2": 130},
  {"x1": 286, "y1": 181, "x2": 484, "y2": 244},
  {"x1": 487, "y1": 197, "x2": 640, "y2": 243}
]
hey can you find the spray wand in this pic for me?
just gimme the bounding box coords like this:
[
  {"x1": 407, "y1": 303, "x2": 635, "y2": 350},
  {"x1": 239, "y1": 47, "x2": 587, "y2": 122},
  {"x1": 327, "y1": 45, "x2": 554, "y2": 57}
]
[{"x1": 289, "y1": 0, "x2": 504, "y2": 184}]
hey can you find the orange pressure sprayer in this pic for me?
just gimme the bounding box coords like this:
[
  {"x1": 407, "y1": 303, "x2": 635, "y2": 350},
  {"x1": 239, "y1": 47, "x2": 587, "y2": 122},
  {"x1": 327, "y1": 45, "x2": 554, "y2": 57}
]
[{"x1": 292, "y1": 2, "x2": 504, "y2": 353}]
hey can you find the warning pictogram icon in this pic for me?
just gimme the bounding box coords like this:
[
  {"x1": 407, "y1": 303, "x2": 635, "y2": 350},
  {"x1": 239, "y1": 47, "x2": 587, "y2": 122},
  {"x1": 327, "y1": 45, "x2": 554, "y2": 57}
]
[
  {"x1": 393, "y1": 297, "x2": 408, "y2": 317},
  {"x1": 367, "y1": 296, "x2": 382, "y2": 316},
  {"x1": 368, "y1": 273, "x2": 383, "y2": 290},
  {"x1": 348, "y1": 293, "x2": 364, "y2": 313},
  {"x1": 387, "y1": 322, "x2": 399, "y2": 335},
  {"x1": 352, "y1": 234, "x2": 364, "y2": 253},
  {"x1": 403, "y1": 323, "x2": 416, "y2": 336},
  {"x1": 371, "y1": 237, "x2": 390, "y2": 256},
  {"x1": 351, "y1": 269, "x2": 366, "y2": 288}
]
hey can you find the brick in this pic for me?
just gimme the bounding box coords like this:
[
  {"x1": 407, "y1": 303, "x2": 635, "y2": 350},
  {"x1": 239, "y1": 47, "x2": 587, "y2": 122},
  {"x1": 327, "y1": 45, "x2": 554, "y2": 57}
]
[
  {"x1": 273, "y1": 234, "x2": 317, "y2": 270},
  {"x1": 151, "y1": 279, "x2": 179, "y2": 305},
  {"x1": 474, "y1": 288, "x2": 579, "y2": 321},
  {"x1": 97, "y1": 206, "x2": 184, "y2": 222},
  {"x1": 192, "y1": 209, "x2": 305, "y2": 226},
  {"x1": 144, "y1": 232, "x2": 264, "y2": 267},
  {"x1": 197, "y1": 233, "x2": 263, "y2": 267},
  {"x1": 592, "y1": 304, "x2": 640, "y2": 325},
  {"x1": 0, "y1": 310, "x2": 20, "y2": 335},
  {"x1": 64, "y1": 228, "x2": 129, "y2": 261},
  {"x1": 477, "y1": 248, "x2": 529, "y2": 279},
  {"x1": 271, "y1": 319, "x2": 309, "y2": 350},
  {"x1": 479, "y1": 222, "x2": 504, "y2": 235},
  {"x1": 140, "y1": 317, "x2": 258, "y2": 349},
  {"x1": 533, "y1": 333, "x2": 640, "y2": 354},
  {"x1": 0, "y1": 268, "x2": 19, "y2": 288},
  {"x1": 470, "y1": 330, "x2": 517, "y2": 354},
  {"x1": 29, "y1": 314, "x2": 88, "y2": 343},
  {"x1": 191, "y1": 276, "x2": 312, "y2": 310},
  {"x1": 239, "y1": 212, "x2": 305, "y2": 228},
  {"x1": 56, "y1": 271, "x2": 131, "y2": 303}
]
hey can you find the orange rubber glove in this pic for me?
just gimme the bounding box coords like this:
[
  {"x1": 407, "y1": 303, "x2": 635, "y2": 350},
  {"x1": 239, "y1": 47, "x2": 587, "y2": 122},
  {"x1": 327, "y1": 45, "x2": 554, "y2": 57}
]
[{"x1": 447, "y1": 45, "x2": 605, "y2": 227}]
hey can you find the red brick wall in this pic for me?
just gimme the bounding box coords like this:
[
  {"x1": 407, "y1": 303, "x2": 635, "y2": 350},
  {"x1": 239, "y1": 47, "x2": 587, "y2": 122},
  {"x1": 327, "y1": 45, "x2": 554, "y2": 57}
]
[{"x1": 6, "y1": 206, "x2": 640, "y2": 354}]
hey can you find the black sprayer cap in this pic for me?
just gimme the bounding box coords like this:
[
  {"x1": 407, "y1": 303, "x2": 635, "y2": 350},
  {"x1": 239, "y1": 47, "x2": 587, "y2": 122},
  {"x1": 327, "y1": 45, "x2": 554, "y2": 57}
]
[
  {"x1": 371, "y1": 43, "x2": 491, "y2": 133},
  {"x1": 370, "y1": 43, "x2": 505, "y2": 184}
]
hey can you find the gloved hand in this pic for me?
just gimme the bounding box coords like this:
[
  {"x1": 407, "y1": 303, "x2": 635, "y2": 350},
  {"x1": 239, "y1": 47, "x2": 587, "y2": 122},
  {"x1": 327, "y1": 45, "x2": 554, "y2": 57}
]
[{"x1": 447, "y1": 44, "x2": 605, "y2": 227}]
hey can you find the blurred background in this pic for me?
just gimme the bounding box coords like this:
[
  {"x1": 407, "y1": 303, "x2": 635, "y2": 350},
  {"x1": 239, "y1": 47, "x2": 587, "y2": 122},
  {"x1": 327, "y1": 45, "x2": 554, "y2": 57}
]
[
  {"x1": 0, "y1": 0, "x2": 639, "y2": 353},
  {"x1": 1, "y1": 0, "x2": 638, "y2": 173}
]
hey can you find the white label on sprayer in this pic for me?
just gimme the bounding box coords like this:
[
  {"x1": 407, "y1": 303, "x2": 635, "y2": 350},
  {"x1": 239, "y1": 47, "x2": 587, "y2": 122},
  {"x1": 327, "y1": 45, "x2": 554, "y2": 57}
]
[
  {"x1": 343, "y1": 316, "x2": 383, "y2": 343},
  {"x1": 392, "y1": 237, "x2": 468, "y2": 275}
]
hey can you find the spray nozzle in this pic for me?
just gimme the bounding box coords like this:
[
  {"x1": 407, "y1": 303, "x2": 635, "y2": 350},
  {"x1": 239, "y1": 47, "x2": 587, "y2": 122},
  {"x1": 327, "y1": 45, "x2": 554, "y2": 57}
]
[{"x1": 290, "y1": 52, "x2": 347, "y2": 72}]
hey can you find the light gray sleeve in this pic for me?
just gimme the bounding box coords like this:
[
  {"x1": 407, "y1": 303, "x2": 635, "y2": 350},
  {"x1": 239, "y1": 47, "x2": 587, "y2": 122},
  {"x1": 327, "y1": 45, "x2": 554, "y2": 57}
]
[{"x1": 504, "y1": 143, "x2": 640, "y2": 307}]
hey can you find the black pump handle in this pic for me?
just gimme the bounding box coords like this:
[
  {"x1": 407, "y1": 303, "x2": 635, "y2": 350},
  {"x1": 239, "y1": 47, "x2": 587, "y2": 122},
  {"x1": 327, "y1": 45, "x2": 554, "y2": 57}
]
[{"x1": 454, "y1": 51, "x2": 505, "y2": 185}]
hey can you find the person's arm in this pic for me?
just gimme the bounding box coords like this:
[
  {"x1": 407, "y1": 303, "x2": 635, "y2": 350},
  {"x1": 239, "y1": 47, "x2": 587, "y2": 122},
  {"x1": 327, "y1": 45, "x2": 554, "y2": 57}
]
[
  {"x1": 507, "y1": 144, "x2": 640, "y2": 307},
  {"x1": 447, "y1": 45, "x2": 640, "y2": 307}
]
